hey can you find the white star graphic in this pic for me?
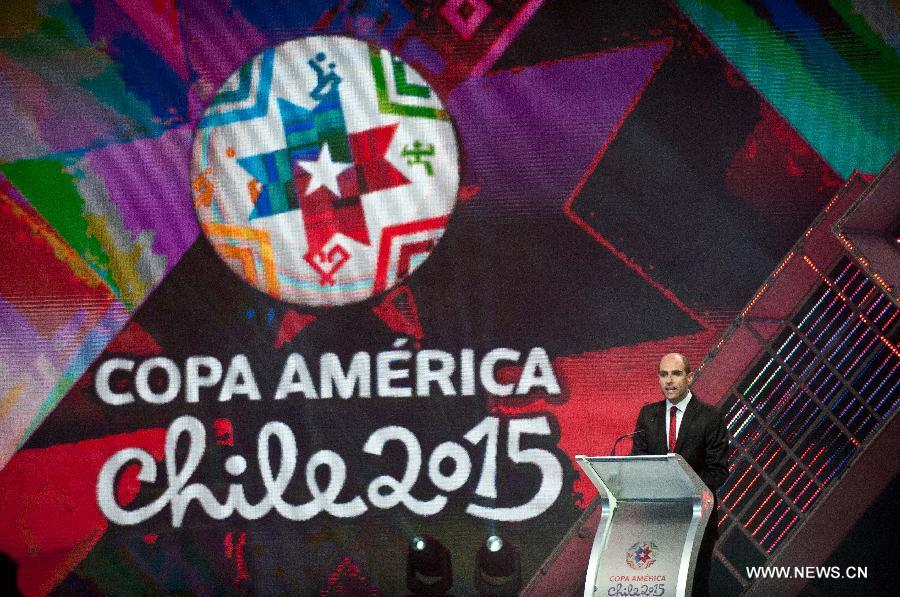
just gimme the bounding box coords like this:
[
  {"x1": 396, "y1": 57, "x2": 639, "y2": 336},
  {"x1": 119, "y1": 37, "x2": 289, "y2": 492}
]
[{"x1": 297, "y1": 142, "x2": 351, "y2": 196}]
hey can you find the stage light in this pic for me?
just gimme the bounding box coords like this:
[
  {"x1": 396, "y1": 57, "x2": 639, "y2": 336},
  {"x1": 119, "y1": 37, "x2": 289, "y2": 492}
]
[
  {"x1": 475, "y1": 535, "x2": 521, "y2": 597},
  {"x1": 486, "y1": 535, "x2": 503, "y2": 553},
  {"x1": 406, "y1": 534, "x2": 452, "y2": 595}
]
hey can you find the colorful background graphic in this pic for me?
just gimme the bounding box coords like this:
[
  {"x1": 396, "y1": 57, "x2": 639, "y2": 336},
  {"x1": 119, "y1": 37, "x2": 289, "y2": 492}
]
[{"x1": 0, "y1": 1, "x2": 897, "y2": 595}]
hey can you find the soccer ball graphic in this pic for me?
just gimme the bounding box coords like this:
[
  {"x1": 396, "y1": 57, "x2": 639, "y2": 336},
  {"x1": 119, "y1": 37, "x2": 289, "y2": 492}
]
[{"x1": 192, "y1": 35, "x2": 459, "y2": 306}]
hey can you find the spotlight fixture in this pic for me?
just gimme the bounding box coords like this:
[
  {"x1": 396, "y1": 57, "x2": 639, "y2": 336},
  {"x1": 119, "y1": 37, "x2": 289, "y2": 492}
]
[
  {"x1": 475, "y1": 535, "x2": 521, "y2": 596},
  {"x1": 486, "y1": 535, "x2": 503, "y2": 553},
  {"x1": 406, "y1": 534, "x2": 452, "y2": 595},
  {"x1": 412, "y1": 535, "x2": 427, "y2": 552}
]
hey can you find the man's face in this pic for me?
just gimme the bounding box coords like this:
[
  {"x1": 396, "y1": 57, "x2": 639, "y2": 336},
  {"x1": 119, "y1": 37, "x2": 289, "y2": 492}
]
[{"x1": 658, "y1": 354, "x2": 693, "y2": 404}]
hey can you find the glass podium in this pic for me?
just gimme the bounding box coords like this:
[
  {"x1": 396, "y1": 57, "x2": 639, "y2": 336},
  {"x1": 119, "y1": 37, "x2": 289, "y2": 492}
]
[{"x1": 575, "y1": 454, "x2": 714, "y2": 597}]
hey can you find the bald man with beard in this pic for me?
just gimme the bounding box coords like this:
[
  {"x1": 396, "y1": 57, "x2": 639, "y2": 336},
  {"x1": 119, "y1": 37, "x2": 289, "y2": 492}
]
[{"x1": 631, "y1": 353, "x2": 729, "y2": 597}]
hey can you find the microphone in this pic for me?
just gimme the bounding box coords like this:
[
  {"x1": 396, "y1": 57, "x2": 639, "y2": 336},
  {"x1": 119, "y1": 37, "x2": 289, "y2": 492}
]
[{"x1": 610, "y1": 430, "x2": 643, "y2": 456}]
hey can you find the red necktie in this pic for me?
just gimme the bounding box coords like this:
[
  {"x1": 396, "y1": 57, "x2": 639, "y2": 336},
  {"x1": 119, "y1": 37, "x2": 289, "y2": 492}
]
[{"x1": 669, "y1": 405, "x2": 678, "y2": 453}]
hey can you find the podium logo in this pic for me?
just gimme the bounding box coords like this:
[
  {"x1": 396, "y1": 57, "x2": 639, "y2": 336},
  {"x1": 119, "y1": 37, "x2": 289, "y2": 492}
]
[
  {"x1": 625, "y1": 542, "x2": 658, "y2": 570},
  {"x1": 192, "y1": 35, "x2": 460, "y2": 307}
]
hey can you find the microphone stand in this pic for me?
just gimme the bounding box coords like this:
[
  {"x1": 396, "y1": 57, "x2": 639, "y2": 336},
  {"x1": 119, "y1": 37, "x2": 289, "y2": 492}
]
[{"x1": 610, "y1": 430, "x2": 643, "y2": 456}]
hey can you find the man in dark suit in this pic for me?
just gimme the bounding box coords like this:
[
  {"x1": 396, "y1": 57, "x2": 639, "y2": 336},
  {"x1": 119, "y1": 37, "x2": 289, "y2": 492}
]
[{"x1": 631, "y1": 353, "x2": 729, "y2": 597}]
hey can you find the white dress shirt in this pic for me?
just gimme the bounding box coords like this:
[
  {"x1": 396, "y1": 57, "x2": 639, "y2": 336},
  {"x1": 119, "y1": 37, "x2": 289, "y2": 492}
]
[{"x1": 665, "y1": 391, "x2": 693, "y2": 449}]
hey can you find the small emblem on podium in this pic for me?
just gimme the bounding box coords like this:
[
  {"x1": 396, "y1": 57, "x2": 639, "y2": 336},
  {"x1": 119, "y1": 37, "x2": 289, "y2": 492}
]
[{"x1": 625, "y1": 542, "x2": 658, "y2": 570}]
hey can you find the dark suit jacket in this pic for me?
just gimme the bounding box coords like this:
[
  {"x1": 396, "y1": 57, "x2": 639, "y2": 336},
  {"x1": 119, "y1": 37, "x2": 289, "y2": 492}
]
[{"x1": 630, "y1": 396, "x2": 730, "y2": 497}]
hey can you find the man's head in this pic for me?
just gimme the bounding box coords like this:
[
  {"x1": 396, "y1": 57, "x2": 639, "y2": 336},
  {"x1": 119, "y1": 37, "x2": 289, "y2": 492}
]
[{"x1": 658, "y1": 353, "x2": 693, "y2": 404}]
